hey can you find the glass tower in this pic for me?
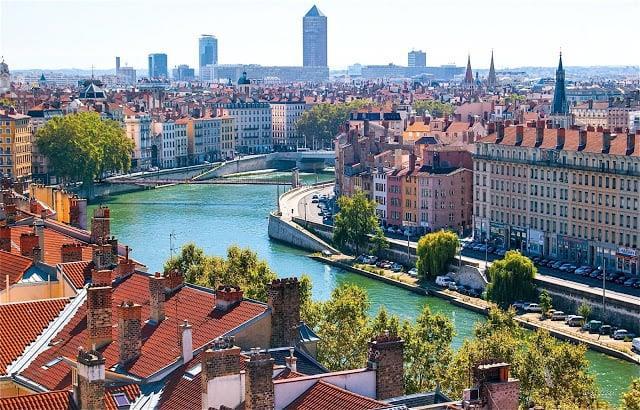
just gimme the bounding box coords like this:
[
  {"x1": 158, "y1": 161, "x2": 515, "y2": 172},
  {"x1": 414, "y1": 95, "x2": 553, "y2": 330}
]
[
  {"x1": 303, "y1": 5, "x2": 327, "y2": 67},
  {"x1": 147, "y1": 53, "x2": 168, "y2": 79},
  {"x1": 199, "y1": 35, "x2": 218, "y2": 71}
]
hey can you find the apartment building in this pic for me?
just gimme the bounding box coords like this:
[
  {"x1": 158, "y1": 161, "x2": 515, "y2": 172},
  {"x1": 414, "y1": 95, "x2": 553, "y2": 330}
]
[
  {"x1": 474, "y1": 122, "x2": 640, "y2": 276},
  {"x1": 220, "y1": 115, "x2": 237, "y2": 159},
  {"x1": 174, "y1": 119, "x2": 189, "y2": 167},
  {"x1": 124, "y1": 108, "x2": 152, "y2": 170},
  {"x1": 186, "y1": 116, "x2": 221, "y2": 164},
  {"x1": 270, "y1": 100, "x2": 306, "y2": 150},
  {"x1": 215, "y1": 101, "x2": 272, "y2": 154},
  {"x1": 153, "y1": 120, "x2": 176, "y2": 168},
  {"x1": 0, "y1": 110, "x2": 32, "y2": 184}
]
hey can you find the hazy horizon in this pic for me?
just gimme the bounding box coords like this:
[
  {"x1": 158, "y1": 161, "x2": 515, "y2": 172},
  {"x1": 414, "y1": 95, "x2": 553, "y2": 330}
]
[{"x1": 1, "y1": 0, "x2": 639, "y2": 71}]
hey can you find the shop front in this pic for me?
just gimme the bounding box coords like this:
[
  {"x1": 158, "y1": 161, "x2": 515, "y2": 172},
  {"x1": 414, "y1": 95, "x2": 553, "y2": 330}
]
[
  {"x1": 616, "y1": 247, "x2": 638, "y2": 276},
  {"x1": 528, "y1": 229, "x2": 544, "y2": 256},
  {"x1": 489, "y1": 222, "x2": 507, "y2": 249},
  {"x1": 509, "y1": 226, "x2": 528, "y2": 253},
  {"x1": 557, "y1": 235, "x2": 589, "y2": 264}
]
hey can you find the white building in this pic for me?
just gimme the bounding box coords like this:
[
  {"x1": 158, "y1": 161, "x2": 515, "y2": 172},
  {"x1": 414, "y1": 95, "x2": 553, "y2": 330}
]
[
  {"x1": 153, "y1": 121, "x2": 177, "y2": 168},
  {"x1": 124, "y1": 108, "x2": 152, "y2": 170},
  {"x1": 215, "y1": 101, "x2": 272, "y2": 154},
  {"x1": 270, "y1": 100, "x2": 306, "y2": 150},
  {"x1": 373, "y1": 168, "x2": 389, "y2": 220},
  {"x1": 174, "y1": 120, "x2": 189, "y2": 167}
]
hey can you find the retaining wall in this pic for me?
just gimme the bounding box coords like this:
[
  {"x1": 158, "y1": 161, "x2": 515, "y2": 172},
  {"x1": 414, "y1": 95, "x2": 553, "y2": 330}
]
[{"x1": 268, "y1": 212, "x2": 338, "y2": 254}]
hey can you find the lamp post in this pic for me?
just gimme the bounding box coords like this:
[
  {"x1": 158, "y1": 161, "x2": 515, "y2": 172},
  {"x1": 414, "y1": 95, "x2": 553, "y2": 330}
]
[
  {"x1": 485, "y1": 238, "x2": 489, "y2": 270},
  {"x1": 406, "y1": 229, "x2": 411, "y2": 264}
]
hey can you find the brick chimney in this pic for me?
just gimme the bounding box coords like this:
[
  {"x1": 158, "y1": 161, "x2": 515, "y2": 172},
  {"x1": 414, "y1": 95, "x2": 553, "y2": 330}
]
[
  {"x1": 578, "y1": 130, "x2": 588, "y2": 150},
  {"x1": 73, "y1": 347, "x2": 106, "y2": 410},
  {"x1": 285, "y1": 347, "x2": 297, "y2": 373},
  {"x1": 91, "y1": 269, "x2": 112, "y2": 286},
  {"x1": 535, "y1": 120, "x2": 545, "y2": 146},
  {"x1": 201, "y1": 337, "x2": 242, "y2": 410},
  {"x1": 628, "y1": 131, "x2": 638, "y2": 155},
  {"x1": 587, "y1": 125, "x2": 595, "y2": 132},
  {"x1": 61, "y1": 243, "x2": 84, "y2": 263},
  {"x1": 468, "y1": 362, "x2": 520, "y2": 410},
  {"x1": 114, "y1": 247, "x2": 135, "y2": 280},
  {"x1": 180, "y1": 320, "x2": 193, "y2": 363},
  {"x1": 32, "y1": 246, "x2": 43, "y2": 264},
  {"x1": 245, "y1": 350, "x2": 274, "y2": 410},
  {"x1": 268, "y1": 278, "x2": 301, "y2": 348},
  {"x1": 556, "y1": 128, "x2": 566, "y2": 150},
  {"x1": 92, "y1": 243, "x2": 114, "y2": 270},
  {"x1": 216, "y1": 285, "x2": 244, "y2": 312},
  {"x1": 33, "y1": 220, "x2": 45, "y2": 252},
  {"x1": 149, "y1": 272, "x2": 166, "y2": 324},
  {"x1": 602, "y1": 129, "x2": 611, "y2": 153},
  {"x1": 496, "y1": 123, "x2": 504, "y2": 143},
  {"x1": 515, "y1": 125, "x2": 524, "y2": 145},
  {"x1": 86, "y1": 283, "x2": 113, "y2": 349},
  {"x1": 408, "y1": 153, "x2": 416, "y2": 172},
  {"x1": 117, "y1": 301, "x2": 142, "y2": 365},
  {"x1": 0, "y1": 225, "x2": 11, "y2": 252},
  {"x1": 367, "y1": 332, "x2": 404, "y2": 400},
  {"x1": 164, "y1": 268, "x2": 183, "y2": 293},
  {"x1": 5, "y1": 204, "x2": 16, "y2": 225},
  {"x1": 90, "y1": 206, "x2": 110, "y2": 243},
  {"x1": 20, "y1": 232, "x2": 39, "y2": 257}
]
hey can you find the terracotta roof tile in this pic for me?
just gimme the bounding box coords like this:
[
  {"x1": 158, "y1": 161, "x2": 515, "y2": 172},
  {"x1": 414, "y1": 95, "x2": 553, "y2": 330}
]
[
  {"x1": 0, "y1": 251, "x2": 31, "y2": 291},
  {"x1": 0, "y1": 390, "x2": 75, "y2": 410},
  {"x1": 284, "y1": 380, "x2": 388, "y2": 410},
  {"x1": 0, "y1": 298, "x2": 69, "y2": 374},
  {"x1": 58, "y1": 261, "x2": 93, "y2": 289},
  {"x1": 6, "y1": 226, "x2": 91, "y2": 266},
  {"x1": 20, "y1": 273, "x2": 268, "y2": 390},
  {"x1": 104, "y1": 384, "x2": 141, "y2": 410}
]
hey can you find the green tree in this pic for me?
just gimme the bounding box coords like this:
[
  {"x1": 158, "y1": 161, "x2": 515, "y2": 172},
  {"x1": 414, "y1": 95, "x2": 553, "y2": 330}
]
[
  {"x1": 412, "y1": 100, "x2": 455, "y2": 117},
  {"x1": 370, "y1": 229, "x2": 389, "y2": 257},
  {"x1": 333, "y1": 190, "x2": 383, "y2": 255},
  {"x1": 578, "y1": 301, "x2": 592, "y2": 322},
  {"x1": 485, "y1": 251, "x2": 537, "y2": 308},
  {"x1": 163, "y1": 243, "x2": 277, "y2": 302},
  {"x1": 415, "y1": 230, "x2": 458, "y2": 279},
  {"x1": 539, "y1": 289, "x2": 553, "y2": 319},
  {"x1": 36, "y1": 112, "x2": 134, "y2": 184},
  {"x1": 296, "y1": 100, "x2": 375, "y2": 149},
  {"x1": 622, "y1": 378, "x2": 640, "y2": 410}
]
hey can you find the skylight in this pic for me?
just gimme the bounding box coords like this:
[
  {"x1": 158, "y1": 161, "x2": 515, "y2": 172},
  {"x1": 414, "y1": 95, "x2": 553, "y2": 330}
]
[
  {"x1": 183, "y1": 363, "x2": 202, "y2": 380},
  {"x1": 41, "y1": 357, "x2": 62, "y2": 369},
  {"x1": 112, "y1": 393, "x2": 130, "y2": 409}
]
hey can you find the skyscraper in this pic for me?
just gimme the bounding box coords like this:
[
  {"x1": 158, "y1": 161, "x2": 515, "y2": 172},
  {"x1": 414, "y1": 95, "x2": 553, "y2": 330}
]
[
  {"x1": 148, "y1": 53, "x2": 168, "y2": 79},
  {"x1": 303, "y1": 5, "x2": 327, "y2": 67},
  {"x1": 408, "y1": 50, "x2": 426, "y2": 67},
  {"x1": 199, "y1": 35, "x2": 218, "y2": 73}
]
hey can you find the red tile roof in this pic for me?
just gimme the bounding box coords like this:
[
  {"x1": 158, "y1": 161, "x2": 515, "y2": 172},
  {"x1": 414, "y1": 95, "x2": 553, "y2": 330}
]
[
  {"x1": 0, "y1": 298, "x2": 69, "y2": 374},
  {"x1": 0, "y1": 390, "x2": 75, "y2": 410},
  {"x1": 284, "y1": 380, "x2": 388, "y2": 410},
  {"x1": 104, "y1": 384, "x2": 141, "y2": 410},
  {"x1": 6, "y1": 226, "x2": 92, "y2": 266},
  {"x1": 21, "y1": 273, "x2": 268, "y2": 390},
  {"x1": 58, "y1": 261, "x2": 92, "y2": 289},
  {"x1": 0, "y1": 250, "x2": 31, "y2": 291}
]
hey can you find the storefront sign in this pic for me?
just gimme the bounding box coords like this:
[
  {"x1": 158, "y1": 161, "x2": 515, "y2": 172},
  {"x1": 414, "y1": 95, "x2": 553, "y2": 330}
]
[{"x1": 617, "y1": 247, "x2": 637, "y2": 258}]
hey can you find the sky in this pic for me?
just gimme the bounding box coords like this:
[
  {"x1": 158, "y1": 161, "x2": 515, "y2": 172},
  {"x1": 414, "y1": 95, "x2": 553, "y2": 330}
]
[{"x1": 1, "y1": 0, "x2": 639, "y2": 71}]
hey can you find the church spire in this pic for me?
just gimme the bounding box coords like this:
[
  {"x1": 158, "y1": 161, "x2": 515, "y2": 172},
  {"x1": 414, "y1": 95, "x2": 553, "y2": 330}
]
[
  {"x1": 487, "y1": 50, "x2": 497, "y2": 87},
  {"x1": 551, "y1": 51, "x2": 568, "y2": 115},
  {"x1": 464, "y1": 54, "x2": 474, "y2": 84}
]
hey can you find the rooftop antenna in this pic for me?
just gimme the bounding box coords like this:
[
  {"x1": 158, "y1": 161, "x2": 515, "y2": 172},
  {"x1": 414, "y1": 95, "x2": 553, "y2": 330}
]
[{"x1": 169, "y1": 231, "x2": 176, "y2": 258}]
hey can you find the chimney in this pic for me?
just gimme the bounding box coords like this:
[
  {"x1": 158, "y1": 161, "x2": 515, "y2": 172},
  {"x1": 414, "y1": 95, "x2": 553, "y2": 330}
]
[
  {"x1": 32, "y1": 246, "x2": 43, "y2": 264},
  {"x1": 0, "y1": 225, "x2": 10, "y2": 252},
  {"x1": 92, "y1": 243, "x2": 114, "y2": 270},
  {"x1": 92, "y1": 269, "x2": 112, "y2": 286},
  {"x1": 579, "y1": 130, "x2": 588, "y2": 150},
  {"x1": 367, "y1": 332, "x2": 405, "y2": 400},
  {"x1": 602, "y1": 129, "x2": 611, "y2": 153},
  {"x1": 107, "y1": 236, "x2": 118, "y2": 256},
  {"x1": 61, "y1": 243, "x2": 84, "y2": 263},
  {"x1": 33, "y1": 220, "x2": 45, "y2": 252},
  {"x1": 588, "y1": 99, "x2": 593, "y2": 109},
  {"x1": 285, "y1": 347, "x2": 297, "y2": 373},
  {"x1": 114, "y1": 257, "x2": 136, "y2": 280},
  {"x1": 149, "y1": 272, "x2": 166, "y2": 324},
  {"x1": 73, "y1": 347, "x2": 106, "y2": 410},
  {"x1": 515, "y1": 125, "x2": 524, "y2": 145},
  {"x1": 535, "y1": 120, "x2": 545, "y2": 146},
  {"x1": 556, "y1": 128, "x2": 566, "y2": 150},
  {"x1": 472, "y1": 362, "x2": 520, "y2": 410},
  {"x1": 164, "y1": 268, "x2": 183, "y2": 293},
  {"x1": 487, "y1": 122, "x2": 496, "y2": 135},
  {"x1": 86, "y1": 283, "x2": 113, "y2": 349},
  {"x1": 409, "y1": 153, "x2": 416, "y2": 172},
  {"x1": 216, "y1": 285, "x2": 244, "y2": 312},
  {"x1": 180, "y1": 320, "x2": 193, "y2": 363},
  {"x1": 245, "y1": 350, "x2": 274, "y2": 410},
  {"x1": 628, "y1": 132, "x2": 638, "y2": 155},
  {"x1": 90, "y1": 206, "x2": 110, "y2": 243},
  {"x1": 20, "y1": 232, "x2": 39, "y2": 257},
  {"x1": 496, "y1": 123, "x2": 504, "y2": 143},
  {"x1": 117, "y1": 301, "x2": 141, "y2": 365},
  {"x1": 268, "y1": 278, "x2": 301, "y2": 348},
  {"x1": 201, "y1": 337, "x2": 242, "y2": 410}
]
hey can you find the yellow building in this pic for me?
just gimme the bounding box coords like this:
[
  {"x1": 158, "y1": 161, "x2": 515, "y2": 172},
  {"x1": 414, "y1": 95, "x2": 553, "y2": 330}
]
[
  {"x1": 0, "y1": 110, "x2": 32, "y2": 183},
  {"x1": 220, "y1": 115, "x2": 237, "y2": 159}
]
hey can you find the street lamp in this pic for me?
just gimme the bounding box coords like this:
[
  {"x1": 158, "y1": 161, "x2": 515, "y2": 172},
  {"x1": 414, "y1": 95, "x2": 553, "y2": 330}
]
[
  {"x1": 484, "y1": 238, "x2": 489, "y2": 270},
  {"x1": 406, "y1": 229, "x2": 411, "y2": 264}
]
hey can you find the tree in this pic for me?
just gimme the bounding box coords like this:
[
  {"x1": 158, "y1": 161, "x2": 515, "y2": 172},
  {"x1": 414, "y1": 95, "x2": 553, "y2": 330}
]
[
  {"x1": 578, "y1": 301, "x2": 592, "y2": 322},
  {"x1": 415, "y1": 230, "x2": 458, "y2": 279},
  {"x1": 333, "y1": 190, "x2": 383, "y2": 255},
  {"x1": 296, "y1": 100, "x2": 375, "y2": 149},
  {"x1": 36, "y1": 112, "x2": 134, "y2": 184},
  {"x1": 370, "y1": 229, "x2": 389, "y2": 257},
  {"x1": 622, "y1": 378, "x2": 640, "y2": 410},
  {"x1": 163, "y1": 243, "x2": 277, "y2": 302},
  {"x1": 412, "y1": 100, "x2": 455, "y2": 117},
  {"x1": 539, "y1": 289, "x2": 553, "y2": 319},
  {"x1": 485, "y1": 251, "x2": 537, "y2": 309}
]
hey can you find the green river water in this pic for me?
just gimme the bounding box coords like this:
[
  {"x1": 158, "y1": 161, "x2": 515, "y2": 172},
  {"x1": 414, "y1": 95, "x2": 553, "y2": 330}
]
[{"x1": 89, "y1": 172, "x2": 638, "y2": 405}]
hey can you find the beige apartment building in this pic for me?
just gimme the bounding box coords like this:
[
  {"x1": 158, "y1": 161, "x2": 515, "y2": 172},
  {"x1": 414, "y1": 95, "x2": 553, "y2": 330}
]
[
  {"x1": 474, "y1": 122, "x2": 640, "y2": 276},
  {"x1": 0, "y1": 110, "x2": 32, "y2": 184}
]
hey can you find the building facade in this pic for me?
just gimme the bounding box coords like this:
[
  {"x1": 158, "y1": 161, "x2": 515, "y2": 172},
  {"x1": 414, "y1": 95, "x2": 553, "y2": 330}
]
[
  {"x1": 302, "y1": 6, "x2": 327, "y2": 67},
  {"x1": 153, "y1": 121, "x2": 176, "y2": 168},
  {"x1": 408, "y1": 50, "x2": 426, "y2": 67},
  {"x1": 270, "y1": 100, "x2": 306, "y2": 150},
  {"x1": 216, "y1": 102, "x2": 272, "y2": 154},
  {"x1": 0, "y1": 111, "x2": 32, "y2": 184},
  {"x1": 474, "y1": 123, "x2": 640, "y2": 276},
  {"x1": 124, "y1": 109, "x2": 152, "y2": 170},
  {"x1": 148, "y1": 53, "x2": 168, "y2": 79},
  {"x1": 199, "y1": 35, "x2": 218, "y2": 75}
]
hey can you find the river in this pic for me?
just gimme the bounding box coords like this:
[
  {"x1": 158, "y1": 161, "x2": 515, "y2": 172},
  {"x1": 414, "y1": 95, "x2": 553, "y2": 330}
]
[{"x1": 89, "y1": 172, "x2": 638, "y2": 405}]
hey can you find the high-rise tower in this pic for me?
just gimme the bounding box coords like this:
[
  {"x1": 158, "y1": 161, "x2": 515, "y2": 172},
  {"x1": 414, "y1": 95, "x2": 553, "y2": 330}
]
[
  {"x1": 148, "y1": 53, "x2": 168, "y2": 79},
  {"x1": 199, "y1": 35, "x2": 218, "y2": 72},
  {"x1": 303, "y1": 5, "x2": 327, "y2": 67}
]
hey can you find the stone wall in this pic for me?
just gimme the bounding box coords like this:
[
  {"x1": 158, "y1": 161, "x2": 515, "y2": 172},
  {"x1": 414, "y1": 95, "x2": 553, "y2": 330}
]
[
  {"x1": 448, "y1": 263, "x2": 488, "y2": 290},
  {"x1": 267, "y1": 213, "x2": 338, "y2": 254}
]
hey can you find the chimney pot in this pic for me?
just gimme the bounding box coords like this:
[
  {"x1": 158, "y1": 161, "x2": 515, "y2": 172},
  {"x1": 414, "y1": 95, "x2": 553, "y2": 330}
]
[
  {"x1": 215, "y1": 285, "x2": 244, "y2": 311},
  {"x1": 0, "y1": 225, "x2": 11, "y2": 252},
  {"x1": 556, "y1": 128, "x2": 566, "y2": 150},
  {"x1": 19, "y1": 232, "x2": 39, "y2": 258},
  {"x1": 268, "y1": 278, "x2": 301, "y2": 348},
  {"x1": 86, "y1": 284, "x2": 113, "y2": 349},
  {"x1": 117, "y1": 301, "x2": 142, "y2": 365},
  {"x1": 367, "y1": 333, "x2": 405, "y2": 400},
  {"x1": 149, "y1": 273, "x2": 166, "y2": 323}
]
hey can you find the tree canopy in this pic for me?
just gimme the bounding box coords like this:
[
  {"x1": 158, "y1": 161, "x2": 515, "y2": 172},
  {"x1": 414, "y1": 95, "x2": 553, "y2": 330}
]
[
  {"x1": 485, "y1": 251, "x2": 537, "y2": 308},
  {"x1": 36, "y1": 112, "x2": 134, "y2": 183},
  {"x1": 412, "y1": 100, "x2": 455, "y2": 117},
  {"x1": 333, "y1": 190, "x2": 384, "y2": 255},
  {"x1": 623, "y1": 378, "x2": 640, "y2": 410},
  {"x1": 163, "y1": 243, "x2": 277, "y2": 302},
  {"x1": 416, "y1": 230, "x2": 459, "y2": 279},
  {"x1": 296, "y1": 100, "x2": 375, "y2": 149}
]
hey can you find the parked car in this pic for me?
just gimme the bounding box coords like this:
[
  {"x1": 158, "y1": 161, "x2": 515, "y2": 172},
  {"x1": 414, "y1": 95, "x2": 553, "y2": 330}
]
[
  {"x1": 435, "y1": 276, "x2": 454, "y2": 287},
  {"x1": 496, "y1": 249, "x2": 507, "y2": 256},
  {"x1": 447, "y1": 282, "x2": 459, "y2": 291},
  {"x1": 586, "y1": 320, "x2": 603, "y2": 334},
  {"x1": 511, "y1": 300, "x2": 526, "y2": 310},
  {"x1": 565, "y1": 315, "x2": 584, "y2": 327},
  {"x1": 632, "y1": 338, "x2": 640, "y2": 353},
  {"x1": 486, "y1": 246, "x2": 495, "y2": 254},
  {"x1": 574, "y1": 266, "x2": 592, "y2": 275},
  {"x1": 408, "y1": 268, "x2": 418, "y2": 278},
  {"x1": 312, "y1": 194, "x2": 319, "y2": 199},
  {"x1": 524, "y1": 303, "x2": 542, "y2": 313},
  {"x1": 559, "y1": 264, "x2": 577, "y2": 272},
  {"x1": 623, "y1": 277, "x2": 639, "y2": 287},
  {"x1": 532, "y1": 257, "x2": 541, "y2": 264},
  {"x1": 552, "y1": 261, "x2": 564, "y2": 269},
  {"x1": 550, "y1": 311, "x2": 566, "y2": 321},
  {"x1": 599, "y1": 325, "x2": 613, "y2": 336},
  {"x1": 613, "y1": 329, "x2": 636, "y2": 340},
  {"x1": 390, "y1": 263, "x2": 403, "y2": 272}
]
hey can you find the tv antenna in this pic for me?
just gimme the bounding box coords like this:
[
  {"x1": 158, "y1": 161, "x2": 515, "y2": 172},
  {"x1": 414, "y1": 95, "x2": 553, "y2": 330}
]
[{"x1": 169, "y1": 231, "x2": 177, "y2": 258}]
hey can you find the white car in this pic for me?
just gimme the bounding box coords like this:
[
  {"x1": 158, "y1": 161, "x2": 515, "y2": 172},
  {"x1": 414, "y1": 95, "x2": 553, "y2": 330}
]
[
  {"x1": 408, "y1": 268, "x2": 418, "y2": 277},
  {"x1": 524, "y1": 303, "x2": 542, "y2": 313},
  {"x1": 435, "y1": 276, "x2": 453, "y2": 287},
  {"x1": 447, "y1": 282, "x2": 458, "y2": 291}
]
